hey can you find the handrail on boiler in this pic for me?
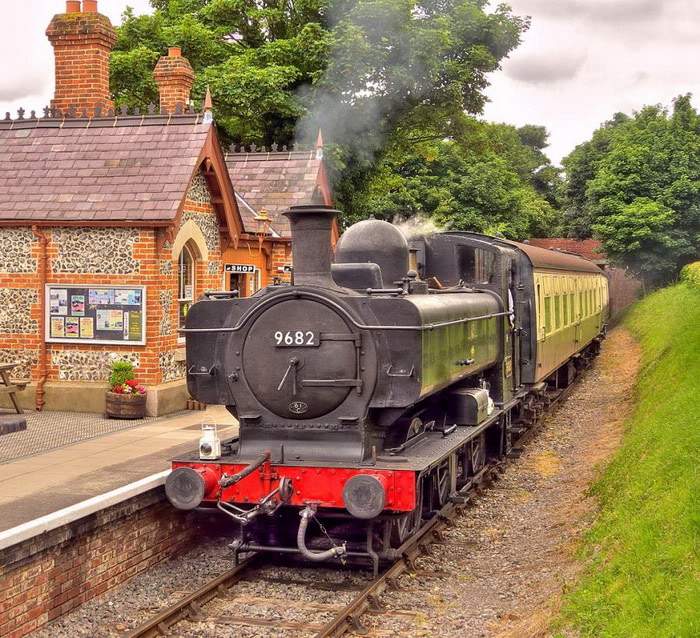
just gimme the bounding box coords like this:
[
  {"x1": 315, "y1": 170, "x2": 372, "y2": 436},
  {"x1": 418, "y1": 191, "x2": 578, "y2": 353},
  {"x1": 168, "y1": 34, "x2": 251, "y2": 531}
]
[{"x1": 179, "y1": 291, "x2": 509, "y2": 335}]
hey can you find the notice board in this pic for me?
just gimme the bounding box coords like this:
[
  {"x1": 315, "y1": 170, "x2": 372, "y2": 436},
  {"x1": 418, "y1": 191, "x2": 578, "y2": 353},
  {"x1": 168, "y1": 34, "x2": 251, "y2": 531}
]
[{"x1": 45, "y1": 284, "x2": 147, "y2": 345}]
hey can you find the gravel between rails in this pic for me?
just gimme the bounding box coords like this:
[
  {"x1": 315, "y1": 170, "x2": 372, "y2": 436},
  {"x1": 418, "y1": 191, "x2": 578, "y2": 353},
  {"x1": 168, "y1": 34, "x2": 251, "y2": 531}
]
[
  {"x1": 362, "y1": 327, "x2": 640, "y2": 638},
  {"x1": 31, "y1": 327, "x2": 639, "y2": 638}
]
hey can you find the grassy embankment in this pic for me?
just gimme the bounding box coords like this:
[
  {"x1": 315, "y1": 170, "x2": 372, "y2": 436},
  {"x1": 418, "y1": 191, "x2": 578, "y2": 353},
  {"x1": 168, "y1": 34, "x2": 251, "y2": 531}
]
[{"x1": 560, "y1": 265, "x2": 700, "y2": 637}]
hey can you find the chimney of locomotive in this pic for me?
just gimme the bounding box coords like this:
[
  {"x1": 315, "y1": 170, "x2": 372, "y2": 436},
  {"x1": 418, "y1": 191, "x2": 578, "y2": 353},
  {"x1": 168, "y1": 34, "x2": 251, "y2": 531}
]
[{"x1": 282, "y1": 205, "x2": 340, "y2": 287}]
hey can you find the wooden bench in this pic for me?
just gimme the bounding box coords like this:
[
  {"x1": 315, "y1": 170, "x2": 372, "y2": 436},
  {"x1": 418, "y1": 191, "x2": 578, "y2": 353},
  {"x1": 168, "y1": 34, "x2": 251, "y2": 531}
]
[{"x1": 0, "y1": 363, "x2": 26, "y2": 414}]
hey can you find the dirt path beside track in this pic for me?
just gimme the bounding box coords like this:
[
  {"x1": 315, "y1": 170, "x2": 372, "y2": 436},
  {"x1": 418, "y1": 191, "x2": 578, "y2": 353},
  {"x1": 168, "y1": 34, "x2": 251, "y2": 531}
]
[{"x1": 365, "y1": 327, "x2": 641, "y2": 638}]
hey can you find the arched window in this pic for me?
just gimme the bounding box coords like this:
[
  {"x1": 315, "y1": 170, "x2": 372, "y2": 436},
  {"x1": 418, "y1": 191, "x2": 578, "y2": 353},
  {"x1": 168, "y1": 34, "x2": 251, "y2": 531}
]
[{"x1": 178, "y1": 242, "x2": 196, "y2": 331}]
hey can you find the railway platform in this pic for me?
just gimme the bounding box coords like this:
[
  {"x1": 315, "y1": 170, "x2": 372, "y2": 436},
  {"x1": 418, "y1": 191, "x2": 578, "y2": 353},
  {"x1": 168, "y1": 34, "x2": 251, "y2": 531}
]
[{"x1": 0, "y1": 406, "x2": 237, "y2": 533}]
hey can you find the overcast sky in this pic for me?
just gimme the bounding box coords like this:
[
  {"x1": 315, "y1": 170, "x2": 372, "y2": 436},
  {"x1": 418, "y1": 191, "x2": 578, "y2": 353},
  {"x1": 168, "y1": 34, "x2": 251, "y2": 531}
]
[
  {"x1": 484, "y1": 0, "x2": 700, "y2": 162},
  {"x1": 1, "y1": 1, "x2": 697, "y2": 164}
]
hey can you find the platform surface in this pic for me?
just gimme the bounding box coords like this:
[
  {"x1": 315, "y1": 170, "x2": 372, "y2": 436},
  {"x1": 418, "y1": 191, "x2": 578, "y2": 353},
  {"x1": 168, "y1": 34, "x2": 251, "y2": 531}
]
[{"x1": 0, "y1": 407, "x2": 237, "y2": 533}]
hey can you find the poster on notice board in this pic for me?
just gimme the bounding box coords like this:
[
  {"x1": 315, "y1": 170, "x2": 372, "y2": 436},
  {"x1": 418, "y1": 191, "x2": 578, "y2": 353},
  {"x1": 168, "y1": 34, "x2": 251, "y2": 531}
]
[{"x1": 45, "y1": 285, "x2": 146, "y2": 345}]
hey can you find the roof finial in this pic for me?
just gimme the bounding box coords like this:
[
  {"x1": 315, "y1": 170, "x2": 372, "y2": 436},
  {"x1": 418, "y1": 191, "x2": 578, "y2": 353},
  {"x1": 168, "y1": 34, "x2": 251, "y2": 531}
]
[
  {"x1": 315, "y1": 128, "x2": 324, "y2": 160},
  {"x1": 202, "y1": 86, "x2": 214, "y2": 124}
]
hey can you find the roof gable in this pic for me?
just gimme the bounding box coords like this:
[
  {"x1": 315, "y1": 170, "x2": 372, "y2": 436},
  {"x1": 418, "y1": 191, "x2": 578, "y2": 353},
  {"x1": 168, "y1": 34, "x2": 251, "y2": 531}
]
[
  {"x1": 0, "y1": 113, "x2": 240, "y2": 236},
  {"x1": 225, "y1": 147, "x2": 331, "y2": 237}
]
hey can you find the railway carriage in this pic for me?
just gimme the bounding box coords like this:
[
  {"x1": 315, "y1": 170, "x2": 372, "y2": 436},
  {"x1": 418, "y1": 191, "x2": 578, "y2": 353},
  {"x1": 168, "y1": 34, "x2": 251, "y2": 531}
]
[{"x1": 165, "y1": 206, "x2": 608, "y2": 571}]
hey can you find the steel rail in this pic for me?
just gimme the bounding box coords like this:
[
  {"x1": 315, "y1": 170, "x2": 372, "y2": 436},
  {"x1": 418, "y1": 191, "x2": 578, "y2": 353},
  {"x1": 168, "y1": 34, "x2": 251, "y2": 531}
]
[
  {"x1": 125, "y1": 553, "x2": 263, "y2": 638},
  {"x1": 313, "y1": 501, "x2": 465, "y2": 638},
  {"x1": 125, "y1": 362, "x2": 592, "y2": 638}
]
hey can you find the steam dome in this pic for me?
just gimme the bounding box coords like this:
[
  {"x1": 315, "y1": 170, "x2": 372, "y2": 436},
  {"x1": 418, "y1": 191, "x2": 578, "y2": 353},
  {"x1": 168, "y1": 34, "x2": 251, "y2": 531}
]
[{"x1": 335, "y1": 220, "x2": 409, "y2": 286}]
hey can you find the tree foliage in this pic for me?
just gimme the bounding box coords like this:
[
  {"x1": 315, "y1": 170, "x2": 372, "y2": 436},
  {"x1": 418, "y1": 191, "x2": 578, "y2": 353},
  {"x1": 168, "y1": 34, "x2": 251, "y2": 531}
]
[
  {"x1": 112, "y1": 1, "x2": 331, "y2": 144},
  {"x1": 350, "y1": 116, "x2": 561, "y2": 239},
  {"x1": 112, "y1": 1, "x2": 556, "y2": 235},
  {"x1": 563, "y1": 95, "x2": 700, "y2": 284}
]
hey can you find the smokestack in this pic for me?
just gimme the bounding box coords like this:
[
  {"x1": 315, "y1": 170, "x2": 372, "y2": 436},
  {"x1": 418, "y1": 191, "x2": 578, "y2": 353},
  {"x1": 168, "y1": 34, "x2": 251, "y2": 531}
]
[
  {"x1": 46, "y1": 1, "x2": 117, "y2": 116},
  {"x1": 154, "y1": 47, "x2": 195, "y2": 114},
  {"x1": 282, "y1": 205, "x2": 340, "y2": 288}
]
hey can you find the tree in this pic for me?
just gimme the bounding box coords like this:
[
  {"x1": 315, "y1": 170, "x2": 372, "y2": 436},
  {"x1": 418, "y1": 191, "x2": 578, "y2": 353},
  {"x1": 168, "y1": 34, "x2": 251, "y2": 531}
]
[
  {"x1": 563, "y1": 95, "x2": 700, "y2": 284},
  {"x1": 111, "y1": 2, "x2": 331, "y2": 145},
  {"x1": 350, "y1": 116, "x2": 561, "y2": 239},
  {"x1": 112, "y1": 1, "x2": 529, "y2": 219},
  {"x1": 561, "y1": 112, "x2": 629, "y2": 238}
]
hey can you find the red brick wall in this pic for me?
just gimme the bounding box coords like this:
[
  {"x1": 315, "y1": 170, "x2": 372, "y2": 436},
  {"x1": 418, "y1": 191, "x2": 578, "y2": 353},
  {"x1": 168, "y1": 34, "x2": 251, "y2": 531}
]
[
  {"x1": 607, "y1": 267, "x2": 642, "y2": 318},
  {"x1": 270, "y1": 241, "x2": 293, "y2": 283},
  {"x1": 46, "y1": 10, "x2": 117, "y2": 116},
  {"x1": 0, "y1": 490, "x2": 197, "y2": 638},
  {"x1": 0, "y1": 170, "x2": 231, "y2": 393},
  {"x1": 153, "y1": 49, "x2": 195, "y2": 114}
]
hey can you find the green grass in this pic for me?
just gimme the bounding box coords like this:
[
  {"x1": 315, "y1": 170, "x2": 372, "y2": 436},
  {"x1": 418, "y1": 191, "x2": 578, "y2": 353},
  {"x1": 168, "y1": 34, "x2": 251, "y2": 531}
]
[{"x1": 560, "y1": 282, "x2": 700, "y2": 637}]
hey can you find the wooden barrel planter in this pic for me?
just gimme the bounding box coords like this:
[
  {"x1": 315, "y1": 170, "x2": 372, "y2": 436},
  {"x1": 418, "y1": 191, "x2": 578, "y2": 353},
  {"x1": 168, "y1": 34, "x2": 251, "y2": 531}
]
[{"x1": 105, "y1": 391, "x2": 147, "y2": 419}]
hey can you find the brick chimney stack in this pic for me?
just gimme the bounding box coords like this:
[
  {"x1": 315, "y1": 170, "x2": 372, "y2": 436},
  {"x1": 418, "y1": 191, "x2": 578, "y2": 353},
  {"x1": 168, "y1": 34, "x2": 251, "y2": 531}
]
[
  {"x1": 46, "y1": 1, "x2": 117, "y2": 116},
  {"x1": 153, "y1": 47, "x2": 195, "y2": 113}
]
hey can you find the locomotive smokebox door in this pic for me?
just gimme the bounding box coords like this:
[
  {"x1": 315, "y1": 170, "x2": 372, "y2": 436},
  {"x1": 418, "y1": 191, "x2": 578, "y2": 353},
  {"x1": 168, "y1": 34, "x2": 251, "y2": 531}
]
[
  {"x1": 447, "y1": 388, "x2": 491, "y2": 425},
  {"x1": 242, "y1": 298, "x2": 360, "y2": 420}
]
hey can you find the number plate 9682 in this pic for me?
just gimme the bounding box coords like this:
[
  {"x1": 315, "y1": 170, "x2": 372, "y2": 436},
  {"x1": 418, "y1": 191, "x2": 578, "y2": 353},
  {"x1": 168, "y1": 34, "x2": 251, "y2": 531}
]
[{"x1": 274, "y1": 331, "x2": 319, "y2": 347}]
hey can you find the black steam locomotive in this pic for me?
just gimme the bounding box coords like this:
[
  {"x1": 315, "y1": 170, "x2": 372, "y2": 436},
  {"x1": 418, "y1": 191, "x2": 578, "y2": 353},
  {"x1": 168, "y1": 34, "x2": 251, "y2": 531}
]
[{"x1": 166, "y1": 205, "x2": 608, "y2": 569}]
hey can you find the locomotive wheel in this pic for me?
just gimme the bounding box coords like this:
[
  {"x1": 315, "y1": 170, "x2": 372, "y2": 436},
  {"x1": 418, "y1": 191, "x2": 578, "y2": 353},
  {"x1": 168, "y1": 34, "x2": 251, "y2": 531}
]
[
  {"x1": 434, "y1": 459, "x2": 451, "y2": 507},
  {"x1": 389, "y1": 509, "x2": 421, "y2": 546},
  {"x1": 469, "y1": 433, "x2": 486, "y2": 475},
  {"x1": 390, "y1": 477, "x2": 424, "y2": 546}
]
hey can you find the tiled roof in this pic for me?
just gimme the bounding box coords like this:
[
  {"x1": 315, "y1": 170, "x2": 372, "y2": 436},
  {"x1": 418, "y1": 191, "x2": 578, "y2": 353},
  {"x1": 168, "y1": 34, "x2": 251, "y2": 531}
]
[
  {"x1": 226, "y1": 149, "x2": 326, "y2": 237},
  {"x1": 0, "y1": 113, "x2": 211, "y2": 224},
  {"x1": 526, "y1": 238, "x2": 607, "y2": 262}
]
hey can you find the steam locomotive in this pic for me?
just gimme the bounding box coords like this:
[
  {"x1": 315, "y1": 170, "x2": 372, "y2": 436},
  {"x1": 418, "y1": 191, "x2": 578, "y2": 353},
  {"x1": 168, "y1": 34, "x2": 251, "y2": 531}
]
[{"x1": 165, "y1": 205, "x2": 609, "y2": 570}]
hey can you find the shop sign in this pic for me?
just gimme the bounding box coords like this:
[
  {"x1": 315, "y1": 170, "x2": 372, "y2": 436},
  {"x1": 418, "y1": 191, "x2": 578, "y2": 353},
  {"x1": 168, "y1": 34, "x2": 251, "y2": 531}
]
[
  {"x1": 225, "y1": 264, "x2": 256, "y2": 274},
  {"x1": 45, "y1": 284, "x2": 147, "y2": 346}
]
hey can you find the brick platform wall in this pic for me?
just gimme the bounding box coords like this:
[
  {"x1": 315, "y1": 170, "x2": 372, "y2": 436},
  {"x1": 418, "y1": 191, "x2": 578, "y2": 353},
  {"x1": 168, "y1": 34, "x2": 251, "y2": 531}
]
[{"x1": 0, "y1": 489, "x2": 197, "y2": 638}]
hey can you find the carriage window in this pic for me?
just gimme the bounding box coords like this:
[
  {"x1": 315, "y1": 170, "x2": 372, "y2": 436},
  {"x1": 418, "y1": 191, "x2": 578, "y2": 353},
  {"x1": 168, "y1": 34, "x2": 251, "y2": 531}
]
[
  {"x1": 544, "y1": 297, "x2": 552, "y2": 334},
  {"x1": 457, "y1": 246, "x2": 495, "y2": 285},
  {"x1": 554, "y1": 295, "x2": 561, "y2": 330}
]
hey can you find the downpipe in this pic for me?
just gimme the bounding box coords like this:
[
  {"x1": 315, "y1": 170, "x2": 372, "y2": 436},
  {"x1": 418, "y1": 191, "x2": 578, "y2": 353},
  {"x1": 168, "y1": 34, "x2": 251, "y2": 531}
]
[
  {"x1": 31, "y1": 226, "x2": 48, "y2": 411},
  {"x1": 297, "y1": 506, "x2": 347, "y2": 562}
]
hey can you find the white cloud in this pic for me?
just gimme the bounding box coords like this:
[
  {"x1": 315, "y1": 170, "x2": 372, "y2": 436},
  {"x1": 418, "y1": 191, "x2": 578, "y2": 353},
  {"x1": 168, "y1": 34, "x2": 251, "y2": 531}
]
[
  {"x1": 485, "y1": 0, "x2": 700, "y2": 162},
  {"x1": 0, "y1": 1, "x2": 153, "y2": 117}
]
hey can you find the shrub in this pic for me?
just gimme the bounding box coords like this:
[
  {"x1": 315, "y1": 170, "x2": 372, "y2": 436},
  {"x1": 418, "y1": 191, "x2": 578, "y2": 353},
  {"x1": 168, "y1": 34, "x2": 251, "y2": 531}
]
[
  {"x1": 109, "y1": 359, "x2": 135, "y2": 389},
  {"x1": 680, "y1": 261, "x2": 700, "y2": 288}
]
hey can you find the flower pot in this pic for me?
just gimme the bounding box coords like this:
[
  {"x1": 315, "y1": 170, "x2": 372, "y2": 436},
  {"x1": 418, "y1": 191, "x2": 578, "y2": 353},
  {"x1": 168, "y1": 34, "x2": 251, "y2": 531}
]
[{"x1": 105, "y1": 391, "x2": 147, "y2": 419}]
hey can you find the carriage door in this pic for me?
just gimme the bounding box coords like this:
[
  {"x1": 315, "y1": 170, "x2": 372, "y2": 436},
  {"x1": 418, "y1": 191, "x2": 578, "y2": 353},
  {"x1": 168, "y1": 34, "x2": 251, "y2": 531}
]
[{"x1": 509, "y1": 265, "x2": 521, "y2": 391}]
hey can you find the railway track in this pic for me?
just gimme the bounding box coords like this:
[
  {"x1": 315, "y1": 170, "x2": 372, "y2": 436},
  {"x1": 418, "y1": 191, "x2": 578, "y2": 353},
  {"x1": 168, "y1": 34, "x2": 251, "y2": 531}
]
[
  {"x1": 127, "y1": 379, "x2": 583, "y2": 638},
  {"x1": 125, "y1": 462, "x2": 496, "y2": 638}
]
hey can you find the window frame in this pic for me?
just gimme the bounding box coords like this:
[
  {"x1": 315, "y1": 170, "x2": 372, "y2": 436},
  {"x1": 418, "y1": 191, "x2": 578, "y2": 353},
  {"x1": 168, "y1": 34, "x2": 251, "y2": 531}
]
[{"x1": 178, "y1": 242, "x2": 197, "y2": 339}]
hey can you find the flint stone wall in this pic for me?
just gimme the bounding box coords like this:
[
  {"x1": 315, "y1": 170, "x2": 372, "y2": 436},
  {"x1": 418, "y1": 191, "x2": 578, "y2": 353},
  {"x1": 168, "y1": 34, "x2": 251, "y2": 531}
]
[
  {"x1": 52, "y1": 228, "x2": 140, "y2": 274},
  {"x1": 0, "y1": 228, "x2": 37, "y2": 273}
]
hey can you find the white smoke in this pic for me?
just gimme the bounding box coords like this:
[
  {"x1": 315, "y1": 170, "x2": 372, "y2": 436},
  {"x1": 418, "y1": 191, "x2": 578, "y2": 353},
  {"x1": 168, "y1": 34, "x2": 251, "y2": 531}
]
[{"x1": 393, "y1": 215, "x2": 444, "y2": 240}]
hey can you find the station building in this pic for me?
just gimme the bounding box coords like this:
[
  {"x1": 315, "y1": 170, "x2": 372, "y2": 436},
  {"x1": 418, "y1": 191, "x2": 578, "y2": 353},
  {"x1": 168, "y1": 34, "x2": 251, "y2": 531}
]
[{"x1": 0, "y1": 0, "x2": 333, "y2": 415}]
